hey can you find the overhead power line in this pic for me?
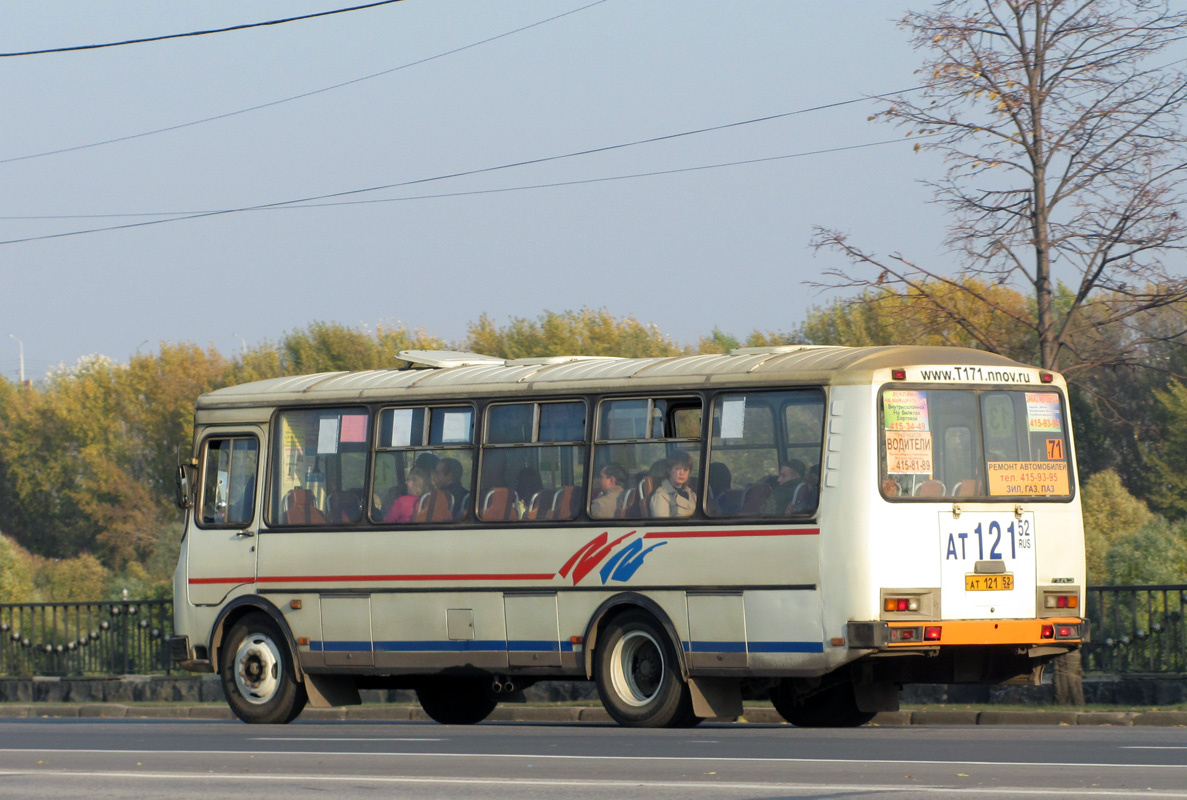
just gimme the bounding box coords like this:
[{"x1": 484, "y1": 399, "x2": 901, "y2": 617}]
[
  {"x1": 0, "y1": 0, "x2": 609, "y2": 164},
  {"x1": 0, "y1": 134, "x2": 936, "y2": 246},
  {"x1": 0, "y1": 87, "x2": 925, "y2": 221},
  {"x1": 0, "y1": 0, "x2": 409, "y2": 58}
]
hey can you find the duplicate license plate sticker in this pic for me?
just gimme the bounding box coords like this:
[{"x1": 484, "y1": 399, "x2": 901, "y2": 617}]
[{"x1": 965, "y1": 574, "x2": 1014, "y2": 591}]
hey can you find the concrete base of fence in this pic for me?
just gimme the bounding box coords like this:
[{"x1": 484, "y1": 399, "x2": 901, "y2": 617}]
[
  {"x1": 2, "y1": 675, "x2": 1184, "y2": 716},
  {"x1": 901, "y1": 674, "x2": 1187, "y2": 706}
]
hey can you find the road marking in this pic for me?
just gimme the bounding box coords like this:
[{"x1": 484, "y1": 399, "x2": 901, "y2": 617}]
[
  {"x1": 3, "y1": 749, "x2": 1186, "y2": 770},
  {"x1": 0, "y1": 770, "x2": 1185, "y2": 797},
  {"x1": 251, "y1": 737, "x2": 445, "y2": 742},
  {"x1": 1121, "y1": 746, "x2": 1187, "y2": 750}
]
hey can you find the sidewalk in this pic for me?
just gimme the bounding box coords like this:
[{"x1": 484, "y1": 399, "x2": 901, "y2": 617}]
[{"x1": 1, "y1": 703, "x2": 1184, "y2": 726}]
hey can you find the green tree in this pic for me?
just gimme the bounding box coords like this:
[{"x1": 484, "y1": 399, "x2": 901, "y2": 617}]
[
  {"x1": 466, "y1": 309, "x2": 685, "y2": 359},
  {"x1": 33, "y1": 552, "x2": 111, "y2": 603},
  {"x1": 0, "y1": 533, "x2": 35, "y2": 603},
  {"x1": 1079, "y1": 470, "x2": 1153, "y2": 584},
  {"x1": 1145, "y1": 380, "x2": 1187, "y2": 519},
  {"x1": 1106, "y1": 517, "x2": 1187, "y2": 586}
]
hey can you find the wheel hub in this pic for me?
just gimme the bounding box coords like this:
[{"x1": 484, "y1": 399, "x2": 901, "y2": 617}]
[{"x1": 234, "y1": 633, "x2": 281, "y2": 705}]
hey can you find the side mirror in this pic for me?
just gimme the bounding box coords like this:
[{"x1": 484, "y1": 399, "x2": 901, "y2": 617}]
[{"x1": 176, "y1": 463, "x2": 195, "y2": 510}]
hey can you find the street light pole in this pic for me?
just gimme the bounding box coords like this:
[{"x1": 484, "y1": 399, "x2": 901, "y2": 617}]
[{"x1": 8, "y1": 334, "x2": 23, "y2": 384}]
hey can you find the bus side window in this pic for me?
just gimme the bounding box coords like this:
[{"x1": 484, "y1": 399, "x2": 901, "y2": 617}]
[
  {"x1": 595, "y1": 397, "x2": 702, "y2": 520},
  {"x1": 271, "y1": 408, "x2": 370, "y2": 527},
  {"x1": 706, "y1": 390, "x2": 824, "y2": 518},
  {"x1": 481, "y1": 401, "x2": 586, "y2": 522},
  {"x1": 372, "y1": 405, "x2": 475, "y2": 525}
]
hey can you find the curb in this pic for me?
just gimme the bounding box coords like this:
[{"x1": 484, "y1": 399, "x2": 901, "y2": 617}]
[{"x1": 1, "y1": 704, "x2": 1182, "y2": 725}]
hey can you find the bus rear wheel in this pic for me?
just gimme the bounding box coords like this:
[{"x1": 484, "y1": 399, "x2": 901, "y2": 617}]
[
  {"x1": 770, "y1": 680, "x2": 875, "y2": 728},
  {"x1": 416, "y1": 678, "x2": 498, "y2": 724},
  {"x1": 594, "y1": 611, "x2": 700, "y2": 728},
  {"x1": 220, "y1": 613, "x2": 307, "y2": 724}
]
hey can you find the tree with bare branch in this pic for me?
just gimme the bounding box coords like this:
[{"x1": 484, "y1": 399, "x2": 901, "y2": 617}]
[{"x1": 814, "y1": 0, "x2": 1187, "y2": 376}]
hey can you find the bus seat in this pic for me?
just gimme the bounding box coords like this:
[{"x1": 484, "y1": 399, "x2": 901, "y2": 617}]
[
  {"x1": 481, "y1": 487, "x2": 518, "y2": 521},
  {"x1": 954, "y1": 479, "x2": 978, "y2": 497},
  {"x1": 615, "y1": 487, "x2": 638, "y2": 518},
  {"x1": 552, "y1": 485, "x2": 582, "y2": 520},
  {"x1": 526, "y1": 489, "x2": 555, "y2": 521},
  {"x1": 713, "y1": 488, "x2": 744, "y2": 515},
  {"x1": 327, "y1": 490, "x2": 362, "y2": 524},
  {"x1": 415, "y1": 490, "x2": 453, "y2": 523},
  {"x1": 283, "y1": 488, "x2": 325, "y2": 525},
  {"x1": 638, "y1": 476, "x2": 657, "y2": 518},
  {"x1": 741, "y1": 480, "x2": 771, "y2": 515},
  {"x1": 916, "y1": 480, "x2": 945, "y2": 497}
]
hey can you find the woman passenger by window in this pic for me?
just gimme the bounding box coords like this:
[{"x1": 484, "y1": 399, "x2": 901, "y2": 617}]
[{"x1": 384, "y1": 467, "x2": 429, "y2": 523}]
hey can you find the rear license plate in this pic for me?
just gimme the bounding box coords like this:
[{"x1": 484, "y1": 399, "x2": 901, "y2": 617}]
[{"x1": 965, "y1": 574, "x2": 1013, "y2": 591}]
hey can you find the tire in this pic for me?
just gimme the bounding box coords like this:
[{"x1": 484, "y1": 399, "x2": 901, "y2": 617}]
[
  {"x1": 770, "y1": 680, "x2": 875, "y2": 728},
  {"x1": 219, "y1": 613, "x2": 307, "y2": 724},
  {"x1": 416, "y1": 678, "x2": 498, "y2": 725},
  {"x1": 594, "y1": 610, "x2": 699, "y2": 728}
]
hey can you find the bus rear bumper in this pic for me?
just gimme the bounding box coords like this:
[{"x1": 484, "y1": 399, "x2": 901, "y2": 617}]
[{"x1": 847, "y1": 617, "x2": 1086, "y2": 650}]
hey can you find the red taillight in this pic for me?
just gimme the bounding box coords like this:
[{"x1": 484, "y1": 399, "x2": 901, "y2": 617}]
[
  {"x1": 891, "y1": 368, "x2": 906, "y2": 380},
  {"x1": 924, "y1": 626, "x2": 942, "y2": 641},
  {"x1": 885, "y1": 597, "x2": 919, "y2": 612},
  {"x1": 1057, "y1": 626, "x2": 1074, "y2": 638},
  {"x1": 899, "y1": 628, "x2": 915, "y2": 641},
  {"x1": 1045, "y1": 593, "x2": 1080, "y2": 609},
  {"x1": 1041, "y1": 625, "x2": 1054, "y2": 639},
  {"x1": 1040, "y1": 372, "x2": 1054, "y2": 383}
]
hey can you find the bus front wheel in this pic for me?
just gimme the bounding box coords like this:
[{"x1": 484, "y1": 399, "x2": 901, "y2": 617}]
[
  {"x1": 219, "y1": 613, "x2": 307, "y2": 724},
  {"x1": 594, "y1": 611, "x2": 700, "y2": 728},
  {"x1": 770, "y1": 680, "x2": 875, "y2": 728},
  {"x1": 416, "y1": 678, "x2": 498, "y2": 724}
]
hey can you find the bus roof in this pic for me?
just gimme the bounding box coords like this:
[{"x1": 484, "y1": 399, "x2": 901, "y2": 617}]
[{"x1": 196, "y1": 345, "x2": 1045, "y2": 410}]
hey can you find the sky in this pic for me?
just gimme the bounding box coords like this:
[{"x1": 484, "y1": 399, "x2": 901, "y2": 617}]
[{"x1": 1, "y1": 0, "x2": 963, "y2": 381}]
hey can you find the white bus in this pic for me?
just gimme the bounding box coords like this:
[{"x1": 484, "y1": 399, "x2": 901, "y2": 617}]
[{"x1": 170, "y1": 346, "x2": 1086, "y2": 727}]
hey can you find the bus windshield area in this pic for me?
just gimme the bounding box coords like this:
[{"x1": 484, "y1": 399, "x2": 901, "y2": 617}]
[{"x1": 880, "y1": 388, "x2": 1072, "y2": 501}]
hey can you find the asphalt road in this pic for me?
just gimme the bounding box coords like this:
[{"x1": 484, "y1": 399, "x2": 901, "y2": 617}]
[{"x1": 1, "y1": 718, "x2": 1185, "y2": 799}]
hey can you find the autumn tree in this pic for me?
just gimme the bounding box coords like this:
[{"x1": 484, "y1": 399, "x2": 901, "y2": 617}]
[
  {"x1": 814, "y1": 0, "x2": 1187, "y2": 375},
  {"x1": 467, "y1": 309, "x2": 685, "y2": 359}
]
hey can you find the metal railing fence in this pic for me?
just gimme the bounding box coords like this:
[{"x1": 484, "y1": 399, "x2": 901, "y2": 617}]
[
  {"x1": 1083, "y1": 585, "x2": 1187, "y2": 674},
  {"x1": 2, "y1": 587, "x2": 1185, "y2": 677},
  {"x1": 0, "y1": 600, "x2": 172, "y2": 677}
]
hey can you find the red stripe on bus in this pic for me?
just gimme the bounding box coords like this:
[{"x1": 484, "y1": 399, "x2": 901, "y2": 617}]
[
  {"x1": 254, "y1": 573, "x2": 556, "y2": 583},
  {"x1": 643, "y1": 528, "x2": 820, "y2": 539},
  {"x1": 188, "y1": 577, "x2": 254, "y2": 585}
]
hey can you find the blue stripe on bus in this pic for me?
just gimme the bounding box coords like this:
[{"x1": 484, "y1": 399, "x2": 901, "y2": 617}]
[
  {"x1": 749, "y1": 641, "x2": 825, "y2": 653},
  {"x1": 683, "y1": 641, "x2": 825, "y2": 654}
]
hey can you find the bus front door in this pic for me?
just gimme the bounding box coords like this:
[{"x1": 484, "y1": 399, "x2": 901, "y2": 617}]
[{"x1": 188, "y1": 428, "x2": 263, "y2": 606}]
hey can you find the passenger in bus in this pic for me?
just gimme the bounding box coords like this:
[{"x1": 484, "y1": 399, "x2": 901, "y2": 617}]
[
  {"x1": 649, "y1": 450, "x2": 697, "y2": 518},
  {"x1": 791, "y1": 463, "x2": 820, "y2": 513},
  {"x1": 707, "y1": 462, "x2": 742, "y2": 515},
  {"x1": 383, "y1": 467, "x2": 428, "y2": 523},
  {"x1": 591, "y1": 463, "x2": 628, "y2": 519},
  {"x1": 767, "y1": 459, "x2": 806, "y2": 514},
  {"x1": 432, "y1": 457, "x2": 468, "y2": 517}
]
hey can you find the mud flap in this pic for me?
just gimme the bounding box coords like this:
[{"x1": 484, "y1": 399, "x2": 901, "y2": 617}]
[
  {"x1": 689, "y1": 677, "x2": 743, "y2": 720},
  {"x1": 305, "y1": 674, "x2": 361, "y2": 708}
]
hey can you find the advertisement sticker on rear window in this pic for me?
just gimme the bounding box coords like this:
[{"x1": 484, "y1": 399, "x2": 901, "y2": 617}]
[{"x1": 884, "y1": 390, "x2": 929, "y2": 432}]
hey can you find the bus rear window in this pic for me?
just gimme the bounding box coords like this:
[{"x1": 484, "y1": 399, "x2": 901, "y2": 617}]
[{"x1": 880, "y1": 388, "x2": 1071, "y2": 500}]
